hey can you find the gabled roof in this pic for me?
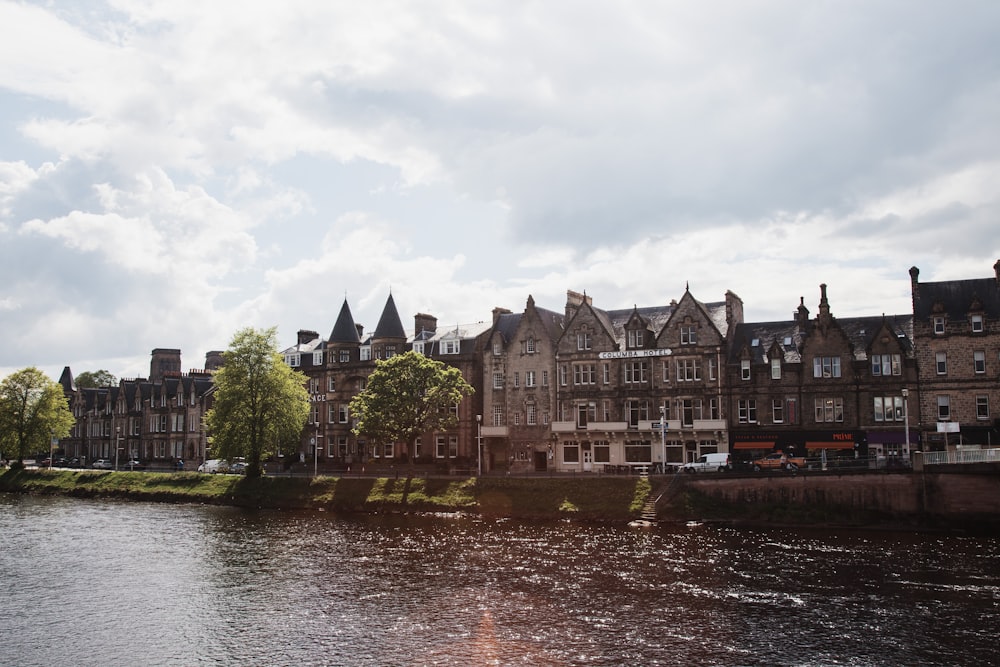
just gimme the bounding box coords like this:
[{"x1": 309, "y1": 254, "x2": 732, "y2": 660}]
[{"x1": 729, "y1": 315, "x2": 913, "y2": 365}]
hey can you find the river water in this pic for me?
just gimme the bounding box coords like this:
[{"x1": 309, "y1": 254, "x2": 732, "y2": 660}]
[{"x1": 1, "y1": 494, "x2": 997, "y2": 667}]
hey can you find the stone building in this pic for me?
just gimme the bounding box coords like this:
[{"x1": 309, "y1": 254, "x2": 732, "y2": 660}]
[
  {"x1": 727, "y1": 284, "x2": 917, "y2": 464},
  {"x1": 481, "y1": 295, "x2": 566, "y2": 473},
  {"x1": 285, "y1": 294, "x2": 488, "y2": 470},
  {"x1": 476, "y1": 286, "x2": 741, "y2": 474},
  {"x1": 58, "y1": 349, "x2": 215, "y2": 466},
  {"x1": 910, "y1": 260, "x2": 1000, "y2": 449}
]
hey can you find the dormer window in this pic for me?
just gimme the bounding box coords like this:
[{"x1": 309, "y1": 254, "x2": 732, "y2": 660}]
[
  {"x1": 442, "y1": 340, "x2": 460, "y2": 355},
  {"x1": 285, "y1": 353, "x2": 301, "y2": 367},
  {"x1": 526, "y1": 337, "x2": 536, "y2": 354},
  {"x1": 412, "y1": 341, "x2": 425, "y2": 355},
  {"x1": 741, "y1": 359, "x2": 751, "y2": 380},
  {"x1": 627, "y1": 330, "x2": 644, "y2": 349},
  {"x1": 971, "y1": 314, "x2": 984, "y2": 333},
  {"x1": 933, "y1": 317, "x2": 945, "y2": 334},
  {"x1": 493, "y1": 342, "x2": 502, "y2": 356}
]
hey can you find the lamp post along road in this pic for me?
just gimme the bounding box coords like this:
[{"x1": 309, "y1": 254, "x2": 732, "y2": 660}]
[
  {"x1": 114, "y1": 426, "x2": 121, "y2": 472},
  {"x1": 476, "y1": 415, "x2": 482, "y2": 476},
  {"x1": 660, "y1": 405, "x2": 667, "y2": 474},
  {"x1": 902, "y1": 388, "x2": 910, "y2": 459}
]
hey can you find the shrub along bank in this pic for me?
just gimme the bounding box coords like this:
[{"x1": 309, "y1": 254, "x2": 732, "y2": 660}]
[{"x1": 0, "y1": 468, "x2": 651, "y2": 522}]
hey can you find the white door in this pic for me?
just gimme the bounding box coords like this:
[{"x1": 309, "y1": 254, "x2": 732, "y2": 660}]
[{"x1": 583, "y1": 450, "x2": 593, "y2": 472}]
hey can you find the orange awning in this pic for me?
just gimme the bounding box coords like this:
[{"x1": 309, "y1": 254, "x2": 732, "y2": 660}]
[
  {"x1": 806, "y1": 441, "x2": 855, "y2": 450},
  {"x1": 734, "y1": 441, "x2": 775, "y2": 449}
]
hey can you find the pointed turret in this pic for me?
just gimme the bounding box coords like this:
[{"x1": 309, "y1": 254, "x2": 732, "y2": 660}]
[
  {"x1": 374, "y1": 293, "x2": 406, "y2": 340},
  {"x1": 329, "y1": 299, "x2": 362, "y2": 344}
]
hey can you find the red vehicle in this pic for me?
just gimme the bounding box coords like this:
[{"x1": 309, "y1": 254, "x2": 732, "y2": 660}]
[{"x1": 752, "y1": 451, "x2": 806, "y2": 472}]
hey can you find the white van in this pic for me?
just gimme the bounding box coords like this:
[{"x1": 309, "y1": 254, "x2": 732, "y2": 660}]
[
  {"x1": 681, "y1": 453, "x2": 731, "y2": 473},
  {"x1": 197, "y1": 459, "x2": 230, "y2": 474}
]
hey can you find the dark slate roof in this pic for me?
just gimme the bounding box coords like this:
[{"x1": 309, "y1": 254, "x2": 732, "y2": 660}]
[
  {"x1": 373, "y1": 293, "x2": 406, "y2": 339},
  {"x1": 728, "y1": 315, "x2": 913, "y2": 365},
  {"x1": 493, "y1": 311, "x2": 522, "y2": 344},
  {"x1": 913, "y1": 275, "x2": 1000, "y2": 320},
  {"x1": 329, "y1": 299, "x2": 361, "y2": 344}
]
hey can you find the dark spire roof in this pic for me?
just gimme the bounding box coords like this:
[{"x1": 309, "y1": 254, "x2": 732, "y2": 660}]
[
  {"x1": 374, "y1": 293, "x2": 406, "y2": 339},
  {"x1": 329, "y1": 299, "x2": 361, "y2": 344}
]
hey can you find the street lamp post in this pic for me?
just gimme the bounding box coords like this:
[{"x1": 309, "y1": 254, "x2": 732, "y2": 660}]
[
  {"x1": 114, "y1": 426, "x2": 121, "y2": 472},
  {"x1": 901, "y1": 388, "x2": 910, "y2": 460},
  {"x1": 476, "y1": 414, "x2": 482, "y2": 476},
  {"x1": 660, "y1": 405, "x2": 667, "y2": 475}
]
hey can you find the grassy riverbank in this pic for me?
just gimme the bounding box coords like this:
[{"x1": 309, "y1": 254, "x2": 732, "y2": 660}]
[{"x1": 0, "y1": 468, "x2": 652, "y2": 521}]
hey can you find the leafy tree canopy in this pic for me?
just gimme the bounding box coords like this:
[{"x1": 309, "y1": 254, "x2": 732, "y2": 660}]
[
  {"x1": 350, "y1": 351, "x2": 474, "y2": 468},
  {"x1": 75, "y1": 370, "x2": 117, "y2": 389},
  {"x1": 203, "y1": 327, "x2": 310, "y2": 477},
  {"x1": 0, "y1": 367, "x2": 75, "y2": 464}
]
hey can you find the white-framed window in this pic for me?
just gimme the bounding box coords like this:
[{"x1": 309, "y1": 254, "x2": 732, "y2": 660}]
[
  {"x1": 741, "y1": 359, "x2": 751, "y2": 380},
  {"x1": 328, "y1": 377, "x2": 336, "y2": 392},
  {"x1": 328, "y1": 405, "x2": 336, "y2": 423},
  {"x1": 542, "y1": 370, "x2": 549, "y2": 386},
  {"x1": 313, "y1": 351, "x2": 323, "y2": 365},
  {"x1": 815, "y1": 397, "x2": 844, "y2": 423},
  {"x1": 493, "y1": 342, "x2": 502, "y2": 356},
  {"x1": 602, "y1": 364, "x2": 610, "y2": 384},
  {"x1": 628, "y1": 330, "x2": 644, "y2": 348},
  {"x1": 577, "y1": 331, "x2": 592, "y2": 351},
  {"x1": 772, "y1": 399, "x2": 784, "y2": 424},
  {"x1": 676, "y1": 359, "x2": 701, "y2": 382},
  {"x1": 937, "y1": 395, "x2": 950, "y2": 420},
  {"x1": 813, "y1": 356, "x2": 841, "y2": 378},
  {"x1": 526, "y1": 403, "x2": 537, "y2": 425},
  {"x1": 513, "y1": 372, "x2": 520, "y2": 388},
  {"x1": 936, "y1": 352, "x2": 948, "y2": 375},
  {"x1": 526, "y1": 337, "x2": 536, "y2": 354},
  {"x1": 971, "y1": 314, "x2": 984, "y2": 333},
  {"x1": 574, "y1": 364, "x2": 596, "y2": 385},
  {"x1": 383, "y1": 443, "x2": 394, "y2": 458},
  {"x1": 339, "y1": 405, "x2": 349, "y2": 423},
  {"x1": 449, "y1": 437, "x2": 458, "y2": 458},
  {"x1": 680, "y1": 326, "x2": 697, "y2": 345},
  {"x1": 625, "y1": 361, "x2": 648, "y2": 384},
  {"x1": 872, "y1": 353, "x2": 902, "y2": 376},
  {"x1": 708, "y1": 357, "x2": 718, "y2": 381},
  {"x1": 738, "y1": 399, "x2": 757, "y2": 424},
  {"x1": 436, "y1": 437, "x2": 446, "y2": 458},
  {"x1": 285, "y1": 353, "x2": 301, "y2": 367},
  {"x1": 974, "y1": 350, "x2": 986, "y2": 374},
  {"x1": 412, "y1": 341, "x2": 425, "y2": 355},
  {"x1": 493, "y1": 372, "x2": 504, "y2": 389},
  {"x1": 873, "y1": 396, "x2": 904, "y2": 422},
  {"x1": 359, "y1": 346, "x2": 371, "y2": 361},
  {"x1": 934, "y1": 317, "x2": 945, "y2": 334},
  {"x1": 526, "y1": 370, "x2": 536, "y2": 387},
  {"x1": 976, "y1": 395, "x2": 989, "y2": 420},
  {"x1": 770, "y1": 357, "x2": 781, "y2": 380},
  {"x1": 442, "y1": 340, "x2": 460, "y2": 355},
  {"x1": 559, "y1": 365, "x2": 568, "y2": 386},
  {"x1": 492, "y1": 405, "x2": 504, "y2": 426}
]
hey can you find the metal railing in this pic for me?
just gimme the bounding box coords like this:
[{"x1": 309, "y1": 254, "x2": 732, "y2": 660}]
[{"x1": 921, "y1": 448, "x2": 1000, "y2": 465}]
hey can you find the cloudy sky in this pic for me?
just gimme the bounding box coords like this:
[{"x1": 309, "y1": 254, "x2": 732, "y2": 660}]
[{"x1": 2, "y1": 1, "x2": 999, "y2": 381}]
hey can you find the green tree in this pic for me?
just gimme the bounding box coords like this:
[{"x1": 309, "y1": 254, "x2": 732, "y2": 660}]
[
  {"x1": 203, "y1": 327, "x2": 310, "y2": 477},
  {"x1": 0, "y1": 367, "x2": 75, "y2": 466},
  {"x1": 74, "y1": 370, "x2": 117, "y2": 388},
  {"x1": 350, "y1": 350, "x2": 474, "y2": 472}
]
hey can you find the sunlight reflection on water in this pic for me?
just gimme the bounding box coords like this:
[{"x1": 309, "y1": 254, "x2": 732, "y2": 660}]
[{"x1": 1, "y1": 495, "x2": 998, "y2": 666}]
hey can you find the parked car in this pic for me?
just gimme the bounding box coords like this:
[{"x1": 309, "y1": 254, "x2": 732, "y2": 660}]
[
  {"x1": 124, "y1": 460, "x2": 145, "y2": 470},
  {"x1": 752, "y1": 452, "x2": 807, "y2": 472},
  {"x1": 229, "y1": 462, "x2": 246, "y2": 474},
  {"x1": 681, "y1": 453, "x2": 732, "y2": 473},
  {"x1": 197, "y1": 459, "x2": 229, "y2": 474},
  {"x1": 91, "y1": 459, "x2": 113, "y2": 470}
]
